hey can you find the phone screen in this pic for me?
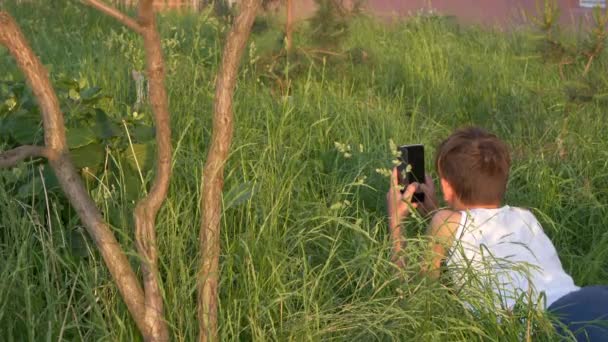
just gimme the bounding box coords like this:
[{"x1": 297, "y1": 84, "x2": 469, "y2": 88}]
[{"x1": 397, "y1": 144, "x2": 425, "y2": 203}]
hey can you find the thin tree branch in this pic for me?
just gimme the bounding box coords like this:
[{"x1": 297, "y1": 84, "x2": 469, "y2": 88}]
[
  {"x1": 82, "y1": 0, "x2": 144, "y2": 34},
  {"x1": 0, "y1": 10, "x2": 149, "y2": 336},
  {"x1": 198, "y1": 0, "x2": 261, "y2": 341},
  {"x1": 583, "y1": 55, "x2": 594, "y2": 77},
  {"x1": 132, "y1": 0, "x2": 171, "y2": 340},
  {"x1": 82, "y1": 0, "x2": 171, "y2": 339},
  {"x1": 0, "y1": 145, "x2": 52, "y2": 168}
]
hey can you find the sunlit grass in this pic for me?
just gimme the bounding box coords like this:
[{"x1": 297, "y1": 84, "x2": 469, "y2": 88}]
[{"x1": 1, "y1": 1, "x2": 607, "y2": 340}]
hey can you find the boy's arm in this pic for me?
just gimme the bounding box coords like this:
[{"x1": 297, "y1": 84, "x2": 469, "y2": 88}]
[
  {"x1": 387, "y1": 169, "x2": 442, "y2": 270},
  {"x1": 421, "y1": 209, "x2": 461, "y2": 279},
  {"x1": 386, "y1": 168, "x2": 419, "y2": 269}
]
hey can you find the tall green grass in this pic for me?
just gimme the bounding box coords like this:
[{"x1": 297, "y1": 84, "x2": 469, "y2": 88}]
[{"x1": 1, "y1": 1, "x2": 607, "y2": 340}]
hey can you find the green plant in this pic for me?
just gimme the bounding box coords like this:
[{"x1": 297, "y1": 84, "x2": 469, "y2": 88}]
[
  {"x1": 309, "y1": 0, "x2": 350, "y2": 48},
  {"x1": 1, "y1": 1, "x2": 607, "y2": 340},
  {"x1": 581, "y1": 5, "x2": 608, "y2": 76},
  {"x1": 0, "y1": 75, "x2": 156, "y2": 217}
]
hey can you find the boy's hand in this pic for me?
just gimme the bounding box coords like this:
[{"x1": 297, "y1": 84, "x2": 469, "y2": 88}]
[
  {"x1": 387, "y1": 168, "x2": 418, "y2": 231},
  {"x1": 417, "y1": 174, "x2": 438, "y2": 217}
]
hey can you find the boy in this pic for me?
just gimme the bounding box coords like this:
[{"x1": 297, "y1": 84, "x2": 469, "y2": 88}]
[{"x1": 386, "y1": 127, "x2": 608, "y2": 341}]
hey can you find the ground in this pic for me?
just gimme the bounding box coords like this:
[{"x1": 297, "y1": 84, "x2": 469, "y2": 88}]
[{"x1": 0, "y1": 1, "x2": 607, "y2": 340}]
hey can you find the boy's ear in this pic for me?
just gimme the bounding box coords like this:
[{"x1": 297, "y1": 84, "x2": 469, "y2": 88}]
[{"x1": 440, "y1": 178, "x2": 455, "y2": 204}]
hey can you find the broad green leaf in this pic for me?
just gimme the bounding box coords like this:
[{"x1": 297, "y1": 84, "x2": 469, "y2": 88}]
[
  {"x1": 6, "y1": 113, "x2": 42, "y2": 144},
  {"x1": 108, "y1": 205, "x2": 125, "y2": 228},
  {"x1": 56, "y1": 76, "x2": 78, "y2": 89},
  {"x1": 41, "y1": 165, "x2": 60, "y2": 191},
  {"x1": 131, "y1": 124, "x2": 155, "y2": 142},
  {"x1": 67, "y1": 125, "x2": 98, "y2": 148},
  {"x1": 92, "y1": 109, "x2": 120, "y2": 139},
  {"x1": 9, "y1": 83, "x2": 25, "y2": 98},
  {"x1": 108, "y1": 205, "x2": 132, "y2": 229},
  {"x1": 68, "y1": 88, "x2": 80, "y2": 100},
  {"x1": 0, "y1": 117, "x2": 10, "y2": 137},
  {"x1": 121, "y1": 162, "x2": 144, "y2": 201},
  {"x1": 80, "y1": 86, "x2": 102, "y2": 101},
  {"x1": 70, "y1": 143, "x2": 105, "y2": 169},
  {"x1": 20, "y1": 97, "x2": 38, "y2": 112},
  {"x1": 125, "y1": 142, "x2": 154, "y2": 171},
  {"x1": 3, "y1": 97, "x2": 16, "y2": 111},
  {"x1": 78, "y1": 77, "x2": 88, "y2": 90}
]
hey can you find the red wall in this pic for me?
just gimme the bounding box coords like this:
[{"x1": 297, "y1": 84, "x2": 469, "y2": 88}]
[
  {"x1": 149, "y1": 0, "x2": 600, "y2": 28},
  {"x1": 295, "y1": 0, "x2": 598, "y2": 27}
]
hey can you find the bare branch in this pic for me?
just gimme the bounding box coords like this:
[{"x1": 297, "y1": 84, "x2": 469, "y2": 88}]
[
  {"x1": 583, "y1": 55, "x2": 594, "y2": 77},
  {"x1": 82, "y1": 0, "x2": 144, "y2": 34},
  {"x1": 137, "y1": 0, "x2": 154, "y2": 28},
  {"x1": 0, "y1": 145, "x2": 52, "y2": 168},
  {"x1": 131, "y1": 0, "x2": 171, "y2": 340},
  {"x1": 0, "y1": 10, "x2": 149, "y2": 336},
  {"x1": 198, "y1": 0, "x2": 261, "y2": 340}
]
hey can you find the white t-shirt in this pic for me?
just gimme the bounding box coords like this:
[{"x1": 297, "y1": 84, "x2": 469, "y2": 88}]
[{"x1": 446, "y1": 205, "x2": 579, "y2": 309}]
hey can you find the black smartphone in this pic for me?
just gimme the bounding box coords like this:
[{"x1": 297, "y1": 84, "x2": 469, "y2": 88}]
[{"x1": 396, "y1": 144, "x2": 425, "y2": 203}]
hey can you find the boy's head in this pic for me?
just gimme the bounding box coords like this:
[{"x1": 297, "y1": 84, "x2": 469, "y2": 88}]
[{"x1": 435, "y1": 127, "x2": 511, "y2": 208}]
